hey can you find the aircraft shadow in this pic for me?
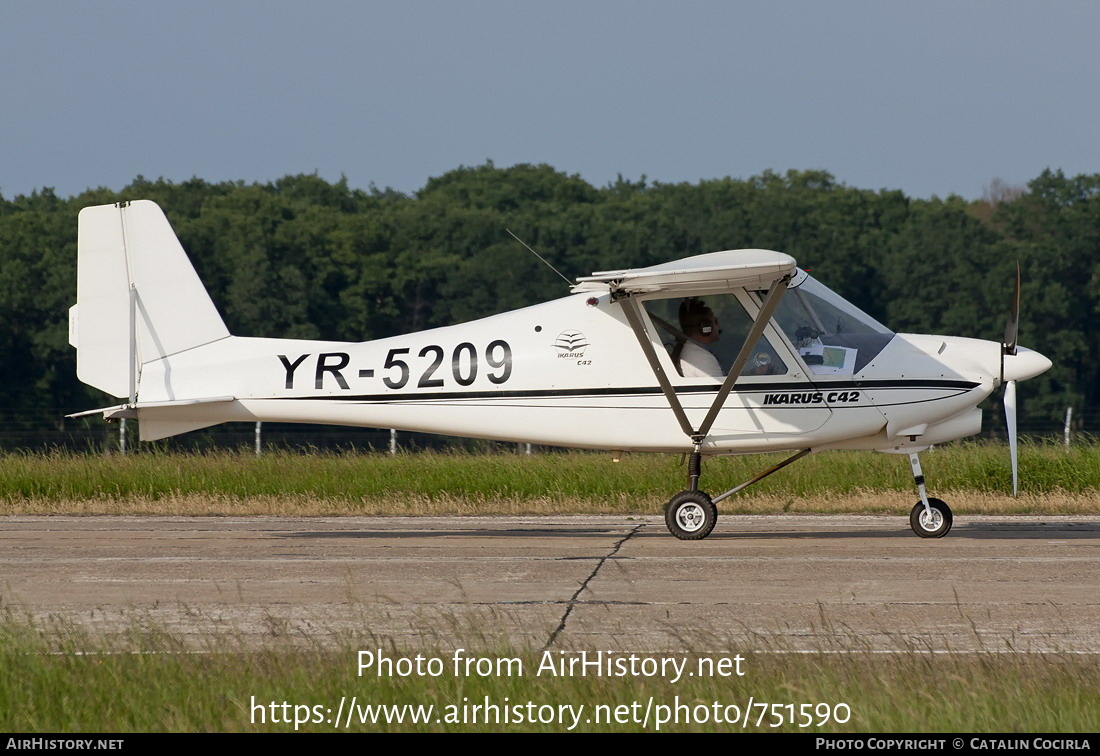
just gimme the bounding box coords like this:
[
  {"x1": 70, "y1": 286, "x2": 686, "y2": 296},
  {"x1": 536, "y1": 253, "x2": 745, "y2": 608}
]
[
  {"x1": 278, "y1": 522, "x2": 1100, "y2": 541},
  {"x1": 281, "y1": 528, "x2": 624, "y2": 539},
  {"x1": 702, "y1": 523, "x2": 1100, "y2": 541}
]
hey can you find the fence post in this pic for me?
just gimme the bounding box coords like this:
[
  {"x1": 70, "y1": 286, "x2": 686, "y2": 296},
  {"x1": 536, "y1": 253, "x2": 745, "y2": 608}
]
[
  {"x1": 389, "y1": 428, "x2": 397, "y2": 456},
  {"x1": 255, "y1": 422, "x2": 262, "y2": 456},
  {"x1": 1064, "y1": 407, "x2": 1073, "y2": 448},
  {"x1": 119, "y1": 417, "x2": 127, "y2": 454}
]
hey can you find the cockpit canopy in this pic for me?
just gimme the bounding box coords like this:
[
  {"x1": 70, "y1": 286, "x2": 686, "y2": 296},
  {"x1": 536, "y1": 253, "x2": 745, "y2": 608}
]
[
  {"x1": 640, "y1": 268, "x2": 894, "y2": 378},
  {"x1": 767, "y1": 269, "x2": 894, "y2": 374}
]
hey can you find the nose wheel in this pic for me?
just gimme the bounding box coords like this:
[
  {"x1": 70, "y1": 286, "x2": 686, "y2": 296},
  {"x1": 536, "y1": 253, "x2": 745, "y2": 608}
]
[
  {"x1": 907, "y1": 452, "x2": 954, "y2": 538},
  {"x1": 910, "y1": 498, "x2": 952, "y2": 538}
]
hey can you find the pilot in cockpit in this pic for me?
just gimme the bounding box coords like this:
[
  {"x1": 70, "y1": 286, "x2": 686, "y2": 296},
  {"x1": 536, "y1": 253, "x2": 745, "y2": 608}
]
[{"x1": 671, "y1": 297, "x2": 724, "y2": 378}]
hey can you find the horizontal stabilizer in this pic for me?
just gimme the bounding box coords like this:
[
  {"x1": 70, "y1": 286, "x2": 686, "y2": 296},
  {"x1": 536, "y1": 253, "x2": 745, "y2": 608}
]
[
  {"x1": 137, "y1": 417, "x2": 224, "y2": 442},
  {"x1": 66, "y1": 397, "x2": 237, "y2": 442}
]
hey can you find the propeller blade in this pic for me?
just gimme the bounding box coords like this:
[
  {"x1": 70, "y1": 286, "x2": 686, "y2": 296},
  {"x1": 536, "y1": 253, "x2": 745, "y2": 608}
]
[
  {"x1": 1005, "y1": 379, "x2": 1018, "y2": 497},
  {"x1": 1003, "y1": 261, "x2": 1021, "y2": 357},
  {"x1": 1000, "y1": 261, "x2": 1021, "y2": 386}
]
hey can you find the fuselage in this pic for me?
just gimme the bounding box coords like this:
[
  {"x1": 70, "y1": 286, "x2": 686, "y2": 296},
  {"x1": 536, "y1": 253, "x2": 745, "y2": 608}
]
[{"x1": 135, "y1": 284, "x2": 1047, "y2": 453}]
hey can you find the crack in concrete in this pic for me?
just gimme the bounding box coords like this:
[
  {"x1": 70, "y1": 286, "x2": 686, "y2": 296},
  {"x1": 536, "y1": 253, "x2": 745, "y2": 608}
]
[{"x1": 542, "y1": 524, "x2": 643, "y2": 651}]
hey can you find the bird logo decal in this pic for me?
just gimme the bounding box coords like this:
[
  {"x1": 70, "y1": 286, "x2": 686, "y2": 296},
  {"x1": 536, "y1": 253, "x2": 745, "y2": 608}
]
[{"x1": 553, "y1": 330, "x2": 589, "y2": 357}]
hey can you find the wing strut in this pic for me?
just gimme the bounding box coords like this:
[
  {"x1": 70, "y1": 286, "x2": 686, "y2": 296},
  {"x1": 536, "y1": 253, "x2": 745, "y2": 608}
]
[
  {"x1": 619, "y1": 273, "x2": 791, "y2": 447},
  {"x1": 695, "y1": 274, "x2": 790, "y2": 440},
  {"x1": 621, "y1": 296, "x2": 696, "y2": 438}
]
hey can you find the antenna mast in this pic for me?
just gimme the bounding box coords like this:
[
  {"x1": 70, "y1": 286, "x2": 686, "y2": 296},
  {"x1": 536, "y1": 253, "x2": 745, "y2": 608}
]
[{"x1": 506, "y1": 229, "x2": 572, "y2": 286}]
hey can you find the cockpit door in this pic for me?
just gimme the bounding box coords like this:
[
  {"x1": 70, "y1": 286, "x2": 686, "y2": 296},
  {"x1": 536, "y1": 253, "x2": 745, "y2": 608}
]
[{"x1": 640, "y1": 289, "x2": 832, "y2": 438}]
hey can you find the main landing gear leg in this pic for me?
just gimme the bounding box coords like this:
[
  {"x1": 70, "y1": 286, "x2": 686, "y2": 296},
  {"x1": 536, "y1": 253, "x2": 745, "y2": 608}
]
[
  {"x1": 687, "y1": 449, "x2": 702, "y2": 491},
  {"x1": 907, "y1": 452, "x2": 952, "y2": 538},
  {"x1": 663, "y1": 448, "x2": 813, "y2": 541}
]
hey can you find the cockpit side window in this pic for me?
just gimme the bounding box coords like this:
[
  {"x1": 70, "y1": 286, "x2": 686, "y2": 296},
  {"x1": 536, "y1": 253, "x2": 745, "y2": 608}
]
[
  {"x1": 643, "y1": 293, "x2": 789, "y2": 378},
  {"x1": 767, "y1": 274, "x2": 894, "y2": 375}
]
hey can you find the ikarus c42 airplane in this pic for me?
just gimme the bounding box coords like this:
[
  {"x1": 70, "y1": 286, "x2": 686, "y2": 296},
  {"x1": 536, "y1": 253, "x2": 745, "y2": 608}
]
[{"x1": 69, "y1": 201, "x2": 1051, "y2": 540}]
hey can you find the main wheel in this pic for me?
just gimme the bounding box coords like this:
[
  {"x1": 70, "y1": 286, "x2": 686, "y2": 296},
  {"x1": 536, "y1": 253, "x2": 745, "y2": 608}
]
[
  {"x1": 664, "y1": 490, "x2": 718, "y2": 540},
  {"x1": 909, "y1": 498, "x2": 952, "y2": 538}
]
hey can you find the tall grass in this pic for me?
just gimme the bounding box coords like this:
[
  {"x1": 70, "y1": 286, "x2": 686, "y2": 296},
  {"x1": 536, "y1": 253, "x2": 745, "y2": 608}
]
[
  {"x1": 1, "y1": 442, "x2": 1097, "y2": 515},
  {"x1": 2, "y1": 611, "x2": 1097, "y2": 732}
]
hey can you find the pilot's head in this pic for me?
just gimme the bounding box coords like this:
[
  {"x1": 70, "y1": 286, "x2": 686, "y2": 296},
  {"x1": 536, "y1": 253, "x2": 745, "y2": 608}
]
[{"x1": 679, "y1": 297, "x2": 719, "y2": 344}]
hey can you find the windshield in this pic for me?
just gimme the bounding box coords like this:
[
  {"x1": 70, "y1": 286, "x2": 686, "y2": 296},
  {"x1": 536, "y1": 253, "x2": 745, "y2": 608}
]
[{"x1": 769, "y1": 272, "x2": 893, "y2": 375}]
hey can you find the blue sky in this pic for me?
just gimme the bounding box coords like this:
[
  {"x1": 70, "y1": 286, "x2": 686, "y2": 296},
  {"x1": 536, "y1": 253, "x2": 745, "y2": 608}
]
[{"x1": 2, "y1": 0, "x2": 1098, "y2": 200}]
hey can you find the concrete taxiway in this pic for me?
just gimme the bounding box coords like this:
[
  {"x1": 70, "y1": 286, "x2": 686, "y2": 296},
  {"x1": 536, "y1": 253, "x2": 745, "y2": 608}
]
[{"x1": 2, "y1": 514, "x2": 1098, "y2": 652}]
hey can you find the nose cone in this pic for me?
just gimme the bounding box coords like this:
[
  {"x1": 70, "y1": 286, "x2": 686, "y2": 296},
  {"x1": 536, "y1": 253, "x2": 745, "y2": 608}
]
[{"x1": 1003, "y1": 346, "x2": 1052, "y2": 382}]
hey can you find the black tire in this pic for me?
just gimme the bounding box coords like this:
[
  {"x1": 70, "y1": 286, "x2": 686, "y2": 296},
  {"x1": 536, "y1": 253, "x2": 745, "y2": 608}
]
[
  {"x1": 910, "y1": 498, "x2": 953, "y2": 538},
  {"x1": 664, "y1": 490, "x2": 718, "y2": 540}
]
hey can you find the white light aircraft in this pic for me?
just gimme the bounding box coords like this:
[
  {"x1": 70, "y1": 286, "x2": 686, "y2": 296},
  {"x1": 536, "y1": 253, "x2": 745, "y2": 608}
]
[{"x1": 68, "y1": 201, "x2": 1052, "y2": 540}]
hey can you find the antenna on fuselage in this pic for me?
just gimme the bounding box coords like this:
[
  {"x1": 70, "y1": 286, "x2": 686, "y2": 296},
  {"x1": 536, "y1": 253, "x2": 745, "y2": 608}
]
[{"x1": 506, "y1": 229, "x2": 573, "y2": 287}]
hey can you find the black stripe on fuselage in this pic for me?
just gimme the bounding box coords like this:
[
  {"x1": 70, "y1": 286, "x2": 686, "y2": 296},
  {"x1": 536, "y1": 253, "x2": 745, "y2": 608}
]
[{"x1": 267, "y1": 378, "x2": 980, "y2": 404}]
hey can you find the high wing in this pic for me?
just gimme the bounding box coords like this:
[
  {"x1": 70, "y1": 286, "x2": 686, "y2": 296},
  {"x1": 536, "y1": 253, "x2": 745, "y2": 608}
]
[{"x1": 572, "y1": 249, "x2": 796, "y2": 295}]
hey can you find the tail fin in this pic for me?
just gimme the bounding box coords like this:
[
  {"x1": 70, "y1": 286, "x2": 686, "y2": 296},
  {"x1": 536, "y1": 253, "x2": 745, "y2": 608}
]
[{"x1": 69, "y1": 200, "x2": 230, "y2": 399}]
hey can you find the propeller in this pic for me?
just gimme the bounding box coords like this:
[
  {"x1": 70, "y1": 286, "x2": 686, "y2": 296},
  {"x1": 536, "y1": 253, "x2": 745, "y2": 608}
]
[
  {"x1": 1001, "y1": 262, "x2": 1021, "y2": 497},
  {"x1": 1005, "y1": 379, "x2": 1018, "y2": 497}
]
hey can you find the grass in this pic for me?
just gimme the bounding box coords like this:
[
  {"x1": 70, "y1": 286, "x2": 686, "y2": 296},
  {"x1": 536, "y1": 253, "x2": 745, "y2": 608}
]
[
  {"x1": 0, "y1": 442, "x2": 1098, "y2": 516},
  {"x1": 2, "y1": 612, "x2": 1097, "y2": 732}
]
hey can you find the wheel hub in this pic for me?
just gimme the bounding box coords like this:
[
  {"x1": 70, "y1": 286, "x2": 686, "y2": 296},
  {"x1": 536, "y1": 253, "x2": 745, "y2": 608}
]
[
  {"x1": 675, "y1": 503, "x2": 705, "y2": 532},
  {"x1": 918, "y1": 508, "x2": 943, "y2": 531}
]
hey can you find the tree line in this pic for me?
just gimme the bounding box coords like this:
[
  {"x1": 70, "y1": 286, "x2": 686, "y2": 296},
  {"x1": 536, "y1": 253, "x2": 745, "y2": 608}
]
[{"x1": 1, "y1": 164, "x2": 1097, "y2": 432}]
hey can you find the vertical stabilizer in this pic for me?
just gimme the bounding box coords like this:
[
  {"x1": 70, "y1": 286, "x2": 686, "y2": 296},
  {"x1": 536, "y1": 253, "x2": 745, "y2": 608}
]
[{"x1": 72, "y1": 200, "x2": 230, "y2": 399}]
